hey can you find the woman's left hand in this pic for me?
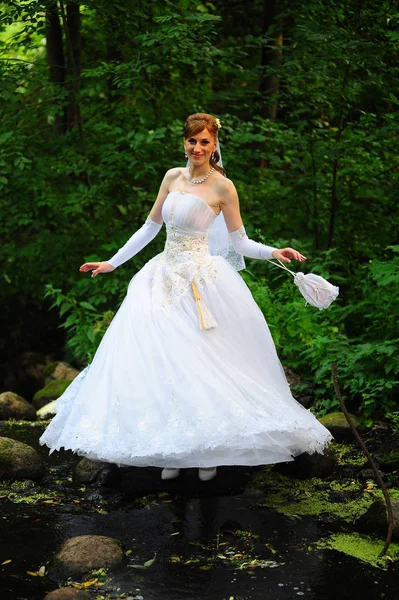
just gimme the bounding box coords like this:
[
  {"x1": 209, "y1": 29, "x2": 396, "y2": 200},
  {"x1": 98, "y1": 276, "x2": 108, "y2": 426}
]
[{"x1": 272, "y1": 248, "x2": 307, "y2": 263}]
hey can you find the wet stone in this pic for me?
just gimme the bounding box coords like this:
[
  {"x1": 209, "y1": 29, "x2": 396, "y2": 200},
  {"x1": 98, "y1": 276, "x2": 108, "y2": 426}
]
[
  {"x1": 0, "y1": 391, "x2": 36, "y2": 421},
  {"x1": 53, "y1": 535, "x2": 123, "y2": 576},
  {"x1": 43, "y1": 588, "x2": 91, "y2": 600},
  {"x1": 0, "y1": 436, "x2": 45, "y2": 482}
]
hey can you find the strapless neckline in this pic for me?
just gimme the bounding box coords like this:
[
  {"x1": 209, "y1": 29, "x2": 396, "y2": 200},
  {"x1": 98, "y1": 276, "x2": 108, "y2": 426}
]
[{"x1": 167, "y1": 190, "x2": 220, "y2": 217}]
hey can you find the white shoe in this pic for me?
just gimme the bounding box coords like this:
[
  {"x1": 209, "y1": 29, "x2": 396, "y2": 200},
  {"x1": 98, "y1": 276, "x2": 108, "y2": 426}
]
[
  {"x1": 198, "y1": 467, "x2": 217, "y2": 481},
  {"x1": 161, "y1": 468, "x2": 180, "y2": 480}
]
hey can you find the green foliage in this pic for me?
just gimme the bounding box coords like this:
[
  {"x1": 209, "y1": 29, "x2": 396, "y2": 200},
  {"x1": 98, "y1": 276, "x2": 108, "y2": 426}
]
[
  {"x1": 44, "y1": 284, "x2": 115, "y2": 364},
  {"x1": 243, "y1": 246, "x2": 399, "y2": 424},
  {"x1": 1, "y1": 0, "x2": 398, "y2": 425}
]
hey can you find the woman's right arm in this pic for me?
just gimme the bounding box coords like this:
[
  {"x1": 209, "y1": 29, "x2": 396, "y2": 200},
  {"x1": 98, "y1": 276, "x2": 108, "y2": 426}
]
[{"x1": 80, "y1": 169, "x2": 177, "y2": 277}]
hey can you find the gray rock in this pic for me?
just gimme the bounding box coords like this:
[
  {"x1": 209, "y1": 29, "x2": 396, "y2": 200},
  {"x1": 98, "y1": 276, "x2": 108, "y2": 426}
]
[
  {"x1": 54, "y1": 535, "x2": 123, "y2": 576},
  {"x1": 33, "y1": 380, "x2": 72, "y2": 410},
  {"x1": 355, "y1": 498, "x2": 399, "y2": 540},
  {"x1": 0, "y1": 436, "x2": 45, "y2": 482},
  {"x1": 0, "y1": 391, "x2": 36, "y2": 421},
  {"x1": 318, "y1": 411, "x2": 360, "y2": 442},
  {"x1": 44, "y1": 588, "x2": 91, "y2": 599},
  {"x1": 273, "y1": 447, "x2": 337, "y2": 479},
  {"x1": 74, "y1": 457, "x2": 120, "y2": 487}
]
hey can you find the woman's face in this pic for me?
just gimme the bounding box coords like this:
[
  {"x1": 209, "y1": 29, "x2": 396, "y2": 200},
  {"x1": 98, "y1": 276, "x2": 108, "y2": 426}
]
[{"x1": 184, "y1": 128, "x2": 216, "y2": 168}]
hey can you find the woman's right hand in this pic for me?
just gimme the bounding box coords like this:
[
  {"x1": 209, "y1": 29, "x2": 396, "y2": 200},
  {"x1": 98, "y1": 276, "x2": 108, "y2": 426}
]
[{"x1": 79, "y1": 262, "x2": 115, "y2": 277}]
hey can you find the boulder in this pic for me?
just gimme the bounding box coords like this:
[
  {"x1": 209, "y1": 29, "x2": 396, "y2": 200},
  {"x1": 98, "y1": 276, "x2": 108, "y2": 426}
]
[
  {"x1": 355, "y1": 498, "x2": 399, "y2": 540},
  {"x1": 54, "y1": 535, "x2": 123, "y2": 576},
  {"x1": 0, "y1": 391, "x2": 36, "y2": 421},
  {"x1": 44, "y1": 361, "x2": 80, "y2": 385},
  {"x1": 74, "y1": 458, "x2": 120, "y2": 487},
  {"x1": 44, "y1": 588, "x2": 91, "y2": 600},
  {"x1": 318, "y1": 412, "x2": 360, "y2": 442},
  {"x1": 0, "y1": 436, "x2": 45, "y2": 482},
  {"x1": 36, "y1": 400, "x2": 57, "y2": 419},
  {"x1": 273, "y1": 448, "x2": 337, "y2": 479},
  {"x1": 33, "y1": 380, "x2": 72, "y2": 410}
]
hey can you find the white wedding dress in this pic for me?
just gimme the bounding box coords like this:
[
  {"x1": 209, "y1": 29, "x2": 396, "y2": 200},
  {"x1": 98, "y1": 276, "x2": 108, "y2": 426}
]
[{"x1": 40, "y1": 191, "x2": 333, "y2": 467}]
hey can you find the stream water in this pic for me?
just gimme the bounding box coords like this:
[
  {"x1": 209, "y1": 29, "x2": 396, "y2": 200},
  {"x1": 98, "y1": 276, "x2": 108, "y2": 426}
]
[{"x1": 1, "y1": 424, "x2": 398, "y2": 600}]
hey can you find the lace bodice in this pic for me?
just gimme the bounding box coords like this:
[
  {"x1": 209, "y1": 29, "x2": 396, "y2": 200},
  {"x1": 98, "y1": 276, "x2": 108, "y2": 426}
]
[{"x1": 139, "y1": 192, "x2": 220, "y2": 318}]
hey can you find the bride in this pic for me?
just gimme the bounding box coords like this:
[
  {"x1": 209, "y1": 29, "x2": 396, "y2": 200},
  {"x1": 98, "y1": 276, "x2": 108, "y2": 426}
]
[{"x1": 39, "y1": 113, "x2": 333, "y2": 482}]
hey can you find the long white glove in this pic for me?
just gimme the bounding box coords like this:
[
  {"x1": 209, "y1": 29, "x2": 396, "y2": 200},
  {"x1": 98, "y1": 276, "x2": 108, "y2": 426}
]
[
  {"x1": 107, "y1": 216, "x2": 162, "y2": 269},
  {"x1": 229, "y1": 225, "x2": 277, "y2": 261}
]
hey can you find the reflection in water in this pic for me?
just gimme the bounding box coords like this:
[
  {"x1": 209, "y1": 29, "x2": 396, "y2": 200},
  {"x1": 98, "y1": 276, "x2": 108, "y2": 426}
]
[{"x1": 1, "y1": 430, "x2": 398, "y2": 600}]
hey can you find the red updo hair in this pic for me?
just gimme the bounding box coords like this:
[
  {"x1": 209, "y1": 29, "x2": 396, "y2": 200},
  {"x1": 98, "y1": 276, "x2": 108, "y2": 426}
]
[{"x1": 184, "y1": 113, "x2": 224, "y2": 176}]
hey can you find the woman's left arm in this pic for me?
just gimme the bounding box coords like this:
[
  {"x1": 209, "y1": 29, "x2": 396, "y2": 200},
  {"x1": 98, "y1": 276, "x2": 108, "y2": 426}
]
[{"x1": 220, "y1": 180, "x2": 306, "y2": 264}]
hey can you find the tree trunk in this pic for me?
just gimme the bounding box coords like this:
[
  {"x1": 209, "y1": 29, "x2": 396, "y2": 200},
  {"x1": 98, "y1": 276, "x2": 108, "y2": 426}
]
[
  {"x1": 65, "y1": 1, "x2": 82, "y2": 130},
  {"x1": 45, "y1": 2, "x2": 66, "y2": 135},
  {"x1": 259, "y1": 0, "x2": 283, "y2": 122}
]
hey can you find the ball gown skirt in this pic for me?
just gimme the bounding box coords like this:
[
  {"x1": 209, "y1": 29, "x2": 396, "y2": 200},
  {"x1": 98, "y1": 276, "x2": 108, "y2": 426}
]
[{"x1": 39, "y1": 191, "x2": 333, "y2": 468}]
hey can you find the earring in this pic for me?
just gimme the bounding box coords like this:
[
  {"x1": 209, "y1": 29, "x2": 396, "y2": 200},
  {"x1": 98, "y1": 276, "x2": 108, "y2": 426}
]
[
  {"x1": 184, "y1": 151, "x2": 188, "y2": 158},
  {"x1": 211, "y1": 151, "x2": 215, "y2": 161}
]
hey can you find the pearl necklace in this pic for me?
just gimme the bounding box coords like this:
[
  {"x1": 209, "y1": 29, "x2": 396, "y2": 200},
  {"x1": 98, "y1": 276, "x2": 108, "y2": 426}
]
[{"x1": 188, "y1": 166, "x2": 214, "y2": 185}]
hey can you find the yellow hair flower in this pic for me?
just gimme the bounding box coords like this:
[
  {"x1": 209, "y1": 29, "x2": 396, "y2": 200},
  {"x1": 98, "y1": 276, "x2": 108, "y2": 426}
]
[{"x1": 215, "y1": 118, "x2": 222, "y2": 129}]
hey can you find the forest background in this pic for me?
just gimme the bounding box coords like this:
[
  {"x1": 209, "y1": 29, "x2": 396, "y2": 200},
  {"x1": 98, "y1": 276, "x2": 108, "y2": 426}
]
[{"x1": 1, "y1": 0, "x2": 398, "y2": 427}]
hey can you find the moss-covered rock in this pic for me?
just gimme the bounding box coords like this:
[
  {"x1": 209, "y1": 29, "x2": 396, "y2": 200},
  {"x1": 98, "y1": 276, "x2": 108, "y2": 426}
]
[
  {"x1": 0, "y1": 436, "x2": 45, "y2": 482},
  {"x1": 32, "y1": 379, "x2": 71, "y2": 409},
  {"x1": 0, "y1": 391, "x2": 36, "y2": 421},
  {"x1": 318, "y1": 412, "x2": 360, "y2": 442},
  {"x1": 44, "y1": 361, "x2": 79, "y2": 385},
  {"x1": 355, "y1": 498, "x2": 399, "y2": 540},
  {"x1": 53, "y1": 535, "x2": 123, "y2": 576}
]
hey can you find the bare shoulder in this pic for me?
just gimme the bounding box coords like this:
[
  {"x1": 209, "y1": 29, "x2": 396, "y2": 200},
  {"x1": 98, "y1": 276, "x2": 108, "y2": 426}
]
[
  {"x1": 164, "y1": 166, "x2": 185, "y2": 184},
  {"x1": 215, "y1": 176, "x2": 238, "y2": 205}
]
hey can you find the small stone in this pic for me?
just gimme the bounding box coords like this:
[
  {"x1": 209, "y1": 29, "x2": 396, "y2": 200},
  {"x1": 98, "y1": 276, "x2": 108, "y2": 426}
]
[
  {"x1": 0, "y1": 391, "x2": 36, "y2": 421},
  {"x1": 53, "y1": 535, "x2": 123, "y2": 576},
  {"x1": 36, "y1": 400, "x2": 57, "y2": 419},
  {"x1": 0, "y1": 436, "x2": 45, "y2": 482}
]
